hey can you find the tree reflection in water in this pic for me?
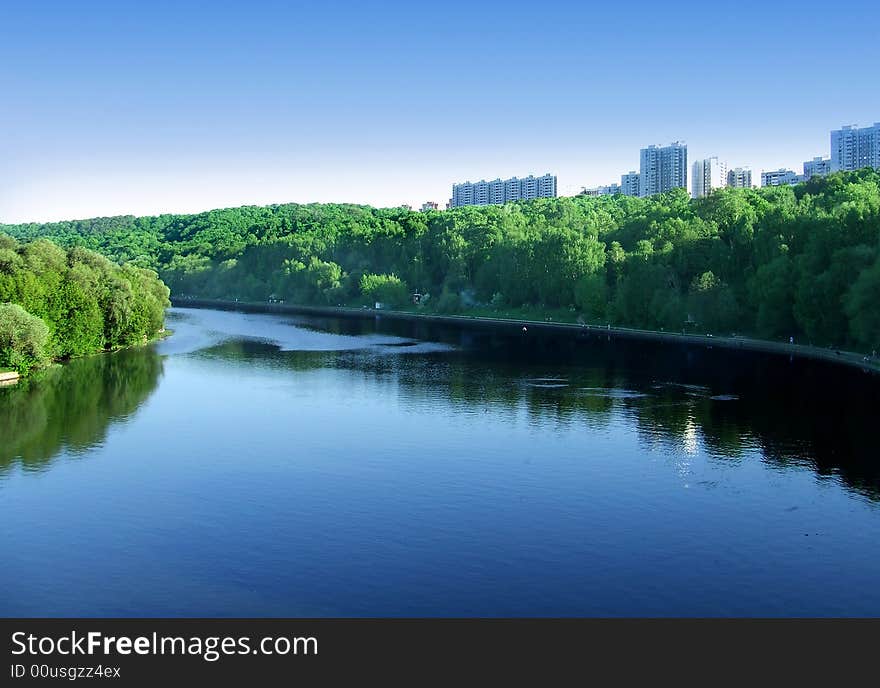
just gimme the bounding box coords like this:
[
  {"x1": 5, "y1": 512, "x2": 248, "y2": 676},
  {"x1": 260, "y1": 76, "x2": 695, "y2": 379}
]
[{"x1": 0, "y1": 347, "x2": 163, "y2": 473}]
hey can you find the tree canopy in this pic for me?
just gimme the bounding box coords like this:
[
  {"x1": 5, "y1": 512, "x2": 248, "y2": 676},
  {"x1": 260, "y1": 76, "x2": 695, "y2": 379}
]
[
  {"x1": 3, "y1": 168, "x2": 879, "y2": 350},
  {"x1": 0, "y1": 235, "x2": 170, "y2": 373}
]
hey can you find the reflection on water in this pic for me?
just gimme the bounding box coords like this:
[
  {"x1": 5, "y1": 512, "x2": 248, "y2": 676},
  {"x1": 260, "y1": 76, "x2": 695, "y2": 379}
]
[
  {"x1": 1, "y1": 306, "x2": 878, "y2": 617},
  {"x1": 0, "y1": 347, "x2": 163, "y2": 474},
  {"x1": 174, "y1": 309, "x2": 880, "y2": 502},
  {"x1": 156, "y1": 307, "x2": 456, "y2": 356}
]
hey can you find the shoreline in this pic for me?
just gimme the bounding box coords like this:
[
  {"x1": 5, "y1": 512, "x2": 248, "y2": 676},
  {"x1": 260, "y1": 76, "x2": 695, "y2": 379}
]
[
  {"x1": 1, "y1": 326, "x2": 172, "y2": 382},
  {"x1": 171, "y1": 297, "x2": 880, "y2": 376}
]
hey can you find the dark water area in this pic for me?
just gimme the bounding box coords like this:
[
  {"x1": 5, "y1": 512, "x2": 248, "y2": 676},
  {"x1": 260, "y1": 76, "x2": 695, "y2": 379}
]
[{"x1": 1, "y1": 307, "x2": 878, "y2": 616}]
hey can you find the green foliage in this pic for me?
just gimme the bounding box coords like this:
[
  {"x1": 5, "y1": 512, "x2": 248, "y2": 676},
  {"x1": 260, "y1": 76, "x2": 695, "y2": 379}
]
[
  {"x1": 845, "y1": 255, "x2": 880, "y2": 349},
  {"x1": 359, "y1": 273, "x2": 408, "y2": 306},
  {"x1": 0, "y1": 234, "x2": 169, "y2": 372},
  {"x1": 3, "y1": 168, "x2": 880, "y2": 349},
  {"x1": 574, "y1": 273, "x2": 607, "y2": 319},
  {"x1": 436, "y1": 286, "x2": 463, "y2": 313},
  {"x1": 687, "y1": 271, "x2": 739, "y2": 333},
  {"x1": 748, "y1": 255, "x2": 796, "y2": 338},
  {"x1": 0, "y1": 303, "x2": 50, "y2": 374}
]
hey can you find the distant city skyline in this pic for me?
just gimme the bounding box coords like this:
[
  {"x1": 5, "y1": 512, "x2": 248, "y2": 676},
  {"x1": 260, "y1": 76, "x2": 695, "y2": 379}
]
[
  {"x1": 1, "y1": 1, "x2": 879, "y2": 222},
  {"x1": 450, "y1": 174, "x2": 557, "y2": 207}
]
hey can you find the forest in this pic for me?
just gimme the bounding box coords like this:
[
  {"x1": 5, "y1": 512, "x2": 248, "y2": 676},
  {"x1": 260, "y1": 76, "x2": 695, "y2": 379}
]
[
  {"x1": 0, "y1": 235, "x2": 170, "y2": 373},
  {"x1": 2, "y1": 168, "x2": 879, "y2": 352}
]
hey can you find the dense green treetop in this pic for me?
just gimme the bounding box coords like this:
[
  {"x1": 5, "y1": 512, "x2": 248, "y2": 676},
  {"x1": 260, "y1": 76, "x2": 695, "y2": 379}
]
[
  {"x1": 3, "y1": 168, "x2": 879, "y2": 350},
  {"x1": 0, "y1": 235, "x2": 170, "y2": 373}
]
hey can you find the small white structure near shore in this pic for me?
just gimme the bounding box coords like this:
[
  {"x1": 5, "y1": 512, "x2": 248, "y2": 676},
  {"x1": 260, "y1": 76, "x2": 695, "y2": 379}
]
[{"x1": 0, "y1": 370, "x2": 20, "y2": 386}]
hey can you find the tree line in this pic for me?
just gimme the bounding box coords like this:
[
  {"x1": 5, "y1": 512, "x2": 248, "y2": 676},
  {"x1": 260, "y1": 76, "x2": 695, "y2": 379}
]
[
  {"x1": 3, "y1": 168, "x2": 879, "y2": 351},
  {"x1": 0, "y1": 235, "x2": 170, "y2": 373}
]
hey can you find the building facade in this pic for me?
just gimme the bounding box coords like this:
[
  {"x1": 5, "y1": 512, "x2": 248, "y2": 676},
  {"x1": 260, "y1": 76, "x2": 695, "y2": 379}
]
[
  {"x1": 473, "y1": 180, "x2": 490, "y2": 205},
  {"x1": 640, "y1": 142, "x2": 687, "y2": 197},
  {"x1": 727, "y1": 167, "x2": 752, "y2": 188},
  {"x1": 450, "y1": 174, "x2": 557, "y2": 208},
  {"x1": 831, "y1": 123, "x2": 880, "y2": 172},
  {"x1": 537, "y1": 174, "x2": 557, "y2": 198},
  {"x1": 761, "y1": 168, "x2": 804, "y2": 187},
  {"x1": 803, "y1": 156, "x2": 832, "y2": 179},
  {"x1": 504, "y1": 177, "x2": 522, "y2": 202},
  {"x1": 520, "y1": 176, "x2": 539, "y2": 200},
  {"x1": 489, "y1": 179, "x2": 505, "y2": 204},
  {"x1": 620, "y1": 171, "x2": 640, "y2": 197},
  {"x1": 420, "y1": 201, "x2": 439, "y2": 212},
  {"x1": 691, "y1": 157, "x2": 727, "y2": 198},
  {"x1": 451, "y1": 182, "x2": 473, "y2": 207}
]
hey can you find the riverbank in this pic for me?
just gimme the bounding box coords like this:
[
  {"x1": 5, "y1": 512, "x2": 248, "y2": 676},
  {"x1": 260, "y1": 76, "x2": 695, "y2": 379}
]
[
  {"x1": 1, "y1": 326, "x2": 172, "y2": 381},
  {"x1": 171, "y1": 297, "x2": 880, "y2": 376}
]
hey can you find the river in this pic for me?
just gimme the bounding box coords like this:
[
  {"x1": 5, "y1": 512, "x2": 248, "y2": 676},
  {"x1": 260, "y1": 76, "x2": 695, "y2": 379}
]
[{"x1": 1, "y1": 306, "x2": 878, "y2": 616}]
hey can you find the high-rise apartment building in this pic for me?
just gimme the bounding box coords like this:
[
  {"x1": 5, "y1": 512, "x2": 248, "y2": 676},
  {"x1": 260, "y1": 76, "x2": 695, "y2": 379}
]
[
  {"x1": 520, "y1": 176, "x2": 539, "y2": 200},
  {"x1": 473, "y1": 180, "x2": 490, "y2": 205},
  {"x1": 831, "y1": 123, "x2": 880, "y2": 172},
  {"x1": 726, "y1": 167, "x2": 752, "y2": 189},
  {"x1": 421, "y1": 201, "x2": 439, "y2": 212},
  {"x1": 761, "y1": 169, "x2": 804, "y2": 187},
  {"x1": 639, "y1": 142, "x2": 687, "y2": 197},
  {"x1": 504, "y1": 177, "x2": 522, "y2": 202},
  {"x1": 691, "y1": 157, "x2": 727, "y2": 198},
  {"x1": 537, "y1": 174, "x2": 557, "y2": 198},
  {"x1": 803, "y1": 156, "x2": 832, "y2": 179},
  {"x1": 450, "y1": 174, "x2": 557, "y2": 207},
  {"x1": 451, "y1": 183, "x2": 472, "y2": 207},
  {"x1": 620, "y1": 171, "x2": 640, "y2": 197},
  {"x1": 489, "y1": 179, "x2": 505, "y2": 204}
]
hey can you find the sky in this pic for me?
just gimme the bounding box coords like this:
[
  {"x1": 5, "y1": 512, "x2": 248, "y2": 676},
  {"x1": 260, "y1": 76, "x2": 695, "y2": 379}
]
[{"x1": 1, "y1": 0, "x2": 879, "y2": 223}]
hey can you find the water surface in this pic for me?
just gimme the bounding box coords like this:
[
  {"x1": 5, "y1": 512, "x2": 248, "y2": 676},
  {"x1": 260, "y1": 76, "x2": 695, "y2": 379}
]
[{"x1": 1, "y1": 307, "x2": 878, "y2": 616}]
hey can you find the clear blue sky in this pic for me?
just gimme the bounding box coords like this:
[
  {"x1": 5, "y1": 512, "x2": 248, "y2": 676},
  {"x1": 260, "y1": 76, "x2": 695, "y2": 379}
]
[{"x1": 1, "y1": 0, "x2": 879, "y2": 222}]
